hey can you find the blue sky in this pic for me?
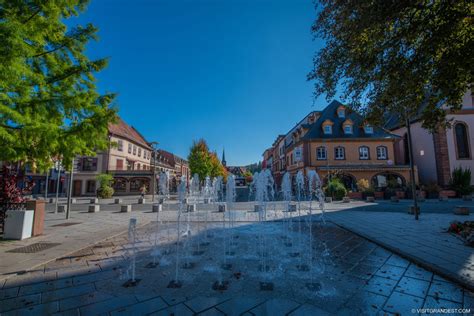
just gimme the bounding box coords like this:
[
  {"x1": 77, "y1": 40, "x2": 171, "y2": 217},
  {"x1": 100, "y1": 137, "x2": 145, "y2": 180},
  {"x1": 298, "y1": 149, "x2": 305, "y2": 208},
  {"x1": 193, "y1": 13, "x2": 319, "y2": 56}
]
[{"x1": 73, "y1": 0, "x2": 330, "y2": 165}]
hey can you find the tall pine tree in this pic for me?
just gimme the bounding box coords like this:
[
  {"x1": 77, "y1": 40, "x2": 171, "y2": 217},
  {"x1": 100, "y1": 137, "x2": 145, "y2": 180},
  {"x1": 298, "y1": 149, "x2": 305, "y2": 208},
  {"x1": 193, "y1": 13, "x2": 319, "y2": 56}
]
[{"x1": 0, "y1": 0, "x2": 116, "y2": 171}]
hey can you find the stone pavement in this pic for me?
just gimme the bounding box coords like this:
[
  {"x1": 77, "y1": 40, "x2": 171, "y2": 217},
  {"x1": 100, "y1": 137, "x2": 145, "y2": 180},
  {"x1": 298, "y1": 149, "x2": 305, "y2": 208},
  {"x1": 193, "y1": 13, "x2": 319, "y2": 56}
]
[
  {"x1": 0, "y1": 204, "x2": 158, "y2": 279},
  {"x1": 0, "y1": 220, "x2": 473, "y2": 315},
  {"x1": 325, "y1": 210, "x2": 474, "y2": 291}
]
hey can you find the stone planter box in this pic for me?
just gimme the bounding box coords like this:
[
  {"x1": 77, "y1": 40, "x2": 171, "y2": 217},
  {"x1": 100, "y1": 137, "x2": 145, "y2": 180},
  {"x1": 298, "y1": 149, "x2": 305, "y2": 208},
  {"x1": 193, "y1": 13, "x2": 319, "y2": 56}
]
[
  {"x1": 324, "y1": 197, "x2": 332, "y2": 203},
  {"x1": 114, "y1": 198, "x2": 122, "y2": 204},
  {"x1": 395, "y1": 191, "x2": 406, "y2": 199},
  {"x1": 342, "y1": 196, "x2": 351, "y2": 203},
  {"x1": 152, "y1": 204, "x2": 162, "y2": 212},
  {"x1": 348, "y1": 192, "x2": 363, "y2": 200},
  {"x1": 138, "y1": 198, "x2": 146, "y2": 204},
  {"x1": 58, "y1": 205, "x2": 66, "y2": 213},
  {"x1": 90, "y1": 198, "x2": 99, "y2": 204},
  {"x1": 439, "y1": 190, "x2": 456, "y2": 198},
  {"x1": 4, "y1": 210, "x2": 34, "y2": 240},
  {"x1": 287, "y1": 203, "x2": 297, "y2": 212},
  {"x1": 390, "y1": 196, "x2": 399, "y2": 203},
  {"x1": 408, "y1": 206, "x2": 420, "y2": 215},
  {"x1": 88, "y1": 204, "x2": 100, "y2": 213},
  {"x1": 187, "y1": 204, "x2": 196, "y2": 212},
  {"x1": 121, "y1": 205, "x2": 132, "y2": 213},
  {"x1": 454, "y1": 206, "x2": 470, "y2": 215},
  {"x1": 366, "y1": 196, "x2": 375, "y2": 203},
  {"x1": 218, "y1": 204, "x2": 227, "y2": 212},
  {"x1": 374, "y1": 192, "x2": 384, "y2": 200}
]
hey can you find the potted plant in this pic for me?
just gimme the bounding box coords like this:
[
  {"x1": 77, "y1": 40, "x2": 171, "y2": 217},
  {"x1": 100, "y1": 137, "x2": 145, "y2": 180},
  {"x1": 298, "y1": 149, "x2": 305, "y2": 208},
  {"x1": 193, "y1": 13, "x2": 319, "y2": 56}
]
[
  {"x1": 450, "y1": 167, "x2": 473, "y2": 199},
  {"x1": 1, "y1": 165, "x2": 35, "y2": 240},
  {"x1": 96, "y1": 173, "x2": 115, "y2": 199},
  {"x1": 423, "y1": 181, "x2": 441, "y2": 199},
  {"x1": 324, "y1": 178, "x2": 347, "y2": 201}
]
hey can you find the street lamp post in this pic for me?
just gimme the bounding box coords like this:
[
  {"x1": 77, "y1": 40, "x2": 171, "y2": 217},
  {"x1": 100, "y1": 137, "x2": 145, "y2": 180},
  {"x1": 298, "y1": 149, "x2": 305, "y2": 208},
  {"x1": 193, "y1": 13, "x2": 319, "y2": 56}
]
[
  {"x1": 66, "y1": 158, "x2": 74, "y2": 220},
  {"x1": 150, "y1": 142, "x2": 159, "y2": 202},
  {"x1": 405, "y1": 115, "x2": 419, "y2": 220},
  {"x1": 54, "y1": 160, "x2": 61, "y2": 214}
]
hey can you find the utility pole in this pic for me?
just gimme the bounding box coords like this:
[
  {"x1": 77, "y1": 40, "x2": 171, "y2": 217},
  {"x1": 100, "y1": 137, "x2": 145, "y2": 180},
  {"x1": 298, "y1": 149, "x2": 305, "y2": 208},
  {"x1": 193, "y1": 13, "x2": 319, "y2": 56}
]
[
  {"x1": 405, "y1": 115, "x2": 419, "y2": 220},
  {"x1": 66, "y1": 159, "x2": 74, "y2": 220}
]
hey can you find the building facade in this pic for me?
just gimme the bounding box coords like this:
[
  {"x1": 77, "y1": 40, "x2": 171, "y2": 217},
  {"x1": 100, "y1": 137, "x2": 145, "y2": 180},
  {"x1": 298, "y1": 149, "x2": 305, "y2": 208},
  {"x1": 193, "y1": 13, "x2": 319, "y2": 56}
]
[
  {"x1": 73, "y1": 117, "x2": 155, "y2": 196},
  {"x1": 263, "y1": 100, "x2": 417, "y2": 192},
  {"x1": 388, "y1": 90, "x2": 474, "y2": 186}
]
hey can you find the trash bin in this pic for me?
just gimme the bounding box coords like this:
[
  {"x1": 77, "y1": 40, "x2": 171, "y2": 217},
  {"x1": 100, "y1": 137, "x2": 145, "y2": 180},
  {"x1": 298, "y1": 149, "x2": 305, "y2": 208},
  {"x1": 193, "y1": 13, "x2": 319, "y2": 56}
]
[{"x1": 26, "y1": 200, "x2": 45, "y2": 236}]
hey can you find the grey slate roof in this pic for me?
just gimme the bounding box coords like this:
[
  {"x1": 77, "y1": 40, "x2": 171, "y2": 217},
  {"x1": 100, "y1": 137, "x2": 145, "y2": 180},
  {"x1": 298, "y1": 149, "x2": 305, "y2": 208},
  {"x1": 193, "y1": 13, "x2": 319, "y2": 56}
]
[{"x1": 301, "y1": 100, "x2": 400, "y2": 140}]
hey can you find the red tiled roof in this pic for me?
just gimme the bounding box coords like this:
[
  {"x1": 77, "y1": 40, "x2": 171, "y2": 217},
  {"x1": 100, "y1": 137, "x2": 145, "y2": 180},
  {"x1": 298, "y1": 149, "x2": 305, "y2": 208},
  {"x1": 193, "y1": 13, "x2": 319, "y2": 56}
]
[
  {"x1": 108, "y1": 117, "x2": 151, "y2": 149},
  {"x1": 157, "y1": 149, "x2": 176, "y2": 167}
]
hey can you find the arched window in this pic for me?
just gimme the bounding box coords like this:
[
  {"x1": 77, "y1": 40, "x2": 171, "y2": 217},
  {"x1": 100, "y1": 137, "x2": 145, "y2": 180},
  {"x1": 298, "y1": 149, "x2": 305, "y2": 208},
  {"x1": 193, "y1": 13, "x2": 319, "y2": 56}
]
[
  {"x1": 359, "y1": 146, "x2": 370, "y2": 160},
  {"x1": 376, "y1": 146, "x2": 388, "y2": 160},
  {"x1": 316, "y1": 146, "x2": 327, "y2": 160},
  {"x1": 454, "y1": 122, "x2": 471, "y2": 159},
  {"x1": 335, "y1": 146, "x2": 345, "y2": 160}
]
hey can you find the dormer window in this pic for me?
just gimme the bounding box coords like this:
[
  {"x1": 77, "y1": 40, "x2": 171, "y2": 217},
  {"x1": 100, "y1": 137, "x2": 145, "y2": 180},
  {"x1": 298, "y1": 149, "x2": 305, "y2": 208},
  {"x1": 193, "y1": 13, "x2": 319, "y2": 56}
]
[
  {"x1": 324, "y1": 125, "x2": 332, "y2": 134},
  {"x1": 364, "y1": 125, "x2": 374, "y2": 134},
  {"x1": 322, "y1": 119, "x2": 334, "y2": 135},
  {"x1": 342, "y1": 119, "x2": 353, "y2": 134},
  {"x1": 337, "y1": 106, "x2": 346, "y2": 118}
]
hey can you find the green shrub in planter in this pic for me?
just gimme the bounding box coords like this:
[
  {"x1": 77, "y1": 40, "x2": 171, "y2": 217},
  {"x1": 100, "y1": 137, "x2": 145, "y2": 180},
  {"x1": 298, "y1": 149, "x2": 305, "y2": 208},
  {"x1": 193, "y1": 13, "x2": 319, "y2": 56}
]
[
  {"x1": 450, "y1": 167, "x2": 473, "y2": 197},
  {"x1": 96, "y1": 174, "x2": 115, "y2": 199},
  {"x1": 325, "y1": 178, "x2": 347, "y2": 200}
]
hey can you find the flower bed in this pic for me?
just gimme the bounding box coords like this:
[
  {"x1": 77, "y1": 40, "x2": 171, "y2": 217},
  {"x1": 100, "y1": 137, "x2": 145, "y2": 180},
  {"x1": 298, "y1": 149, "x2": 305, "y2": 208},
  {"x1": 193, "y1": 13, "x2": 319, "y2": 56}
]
[{"x1": 448, "y1": 221, "x2": 474, "y2": 247}]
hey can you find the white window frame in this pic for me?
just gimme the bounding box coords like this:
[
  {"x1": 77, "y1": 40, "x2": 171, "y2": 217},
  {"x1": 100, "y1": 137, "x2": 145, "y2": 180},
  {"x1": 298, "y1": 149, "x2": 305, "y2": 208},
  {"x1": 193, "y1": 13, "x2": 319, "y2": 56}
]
[
  {"x1": 317, "y1": 147, "x2": 327, "y2": 160},
  {"x1": 335, "y1": 147, "x2": 345, "y2": 160},
  {"x1": 359, "y1": 146, "x2": 369, "y2": 160},
  {"x1": 377, "y1": 146, "x2": 388, "y2": 160}
]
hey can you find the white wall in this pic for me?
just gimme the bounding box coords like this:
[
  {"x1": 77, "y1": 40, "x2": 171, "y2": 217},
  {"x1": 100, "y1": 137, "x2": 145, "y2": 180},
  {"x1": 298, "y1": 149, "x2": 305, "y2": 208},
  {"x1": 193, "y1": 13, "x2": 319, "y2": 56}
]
[{"x1": 392, "y1": 122, "x2": 438, "y2": 185}]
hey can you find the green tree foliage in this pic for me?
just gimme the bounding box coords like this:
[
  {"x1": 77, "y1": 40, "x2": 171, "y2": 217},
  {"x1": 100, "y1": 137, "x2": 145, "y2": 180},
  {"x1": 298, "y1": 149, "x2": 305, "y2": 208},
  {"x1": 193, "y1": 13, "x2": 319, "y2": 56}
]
[
  {"x1": 209, "y1": 151, "x2": 227, "y2": 180},
  {"x1": 188, "y1": 139, "x2": 212, "y2": 181},
  {"x1": 325, "y1": 178, "x2": 347, "y2": 200},
  {"x1": 309, "y1": 1, "x2": 473, "y2": 130},
  {"x1": 0, "y1": 1, "x2": 117, "y2": 171},
  {"x1": 188, "y1": 140, "x2": 227, "y2": 182}
]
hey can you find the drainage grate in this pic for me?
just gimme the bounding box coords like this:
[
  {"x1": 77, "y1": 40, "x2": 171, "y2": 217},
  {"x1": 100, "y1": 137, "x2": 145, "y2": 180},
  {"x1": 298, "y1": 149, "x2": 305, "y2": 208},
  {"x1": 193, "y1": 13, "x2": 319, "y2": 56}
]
[
  {"x1": 7, "y1": 242, "x2": 61, "y2": 253},
  {"x1": 52, "y1": 222, "x2": 82, "y2": 227}
]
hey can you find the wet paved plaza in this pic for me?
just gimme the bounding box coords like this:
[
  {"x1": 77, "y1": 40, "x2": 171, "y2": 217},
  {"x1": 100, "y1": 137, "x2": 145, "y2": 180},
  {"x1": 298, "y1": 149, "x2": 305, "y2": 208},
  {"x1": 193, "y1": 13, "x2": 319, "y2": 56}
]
[{"x1": 1, "y1": 210, "x2": 473, "y2": 315}]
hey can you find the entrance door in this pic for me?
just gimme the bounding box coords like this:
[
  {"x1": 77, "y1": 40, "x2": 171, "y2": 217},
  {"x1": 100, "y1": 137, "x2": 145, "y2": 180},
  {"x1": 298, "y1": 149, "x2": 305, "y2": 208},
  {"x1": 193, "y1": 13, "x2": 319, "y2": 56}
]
[{"x1": 73, "y1": 180, "x2": 82, "y2": 196}]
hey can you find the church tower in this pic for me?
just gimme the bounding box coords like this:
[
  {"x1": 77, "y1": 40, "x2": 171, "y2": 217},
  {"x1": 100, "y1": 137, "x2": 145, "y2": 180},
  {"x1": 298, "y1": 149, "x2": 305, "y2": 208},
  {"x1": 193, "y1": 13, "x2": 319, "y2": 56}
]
[{"x1": 221, "y1": 149, "x2": 227, "y2": 167}]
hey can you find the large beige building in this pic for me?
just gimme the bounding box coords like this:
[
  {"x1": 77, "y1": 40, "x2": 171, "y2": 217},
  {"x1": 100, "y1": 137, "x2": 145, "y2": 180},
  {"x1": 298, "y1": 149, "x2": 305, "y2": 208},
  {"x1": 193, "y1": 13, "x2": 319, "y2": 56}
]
[
  {"x1": 73, "y1": 118, "x2": 155, "y2": 196},
  {"x1": 264, "y1": 101, "x2": 417, "y2": 193}
]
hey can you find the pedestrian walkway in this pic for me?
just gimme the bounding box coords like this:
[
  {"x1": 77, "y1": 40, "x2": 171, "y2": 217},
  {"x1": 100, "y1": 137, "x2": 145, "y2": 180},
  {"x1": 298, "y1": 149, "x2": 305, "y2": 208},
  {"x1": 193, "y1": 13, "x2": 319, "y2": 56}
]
[{"x1": 326, "y1": 210, "x2": 474, "y2": 291}]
